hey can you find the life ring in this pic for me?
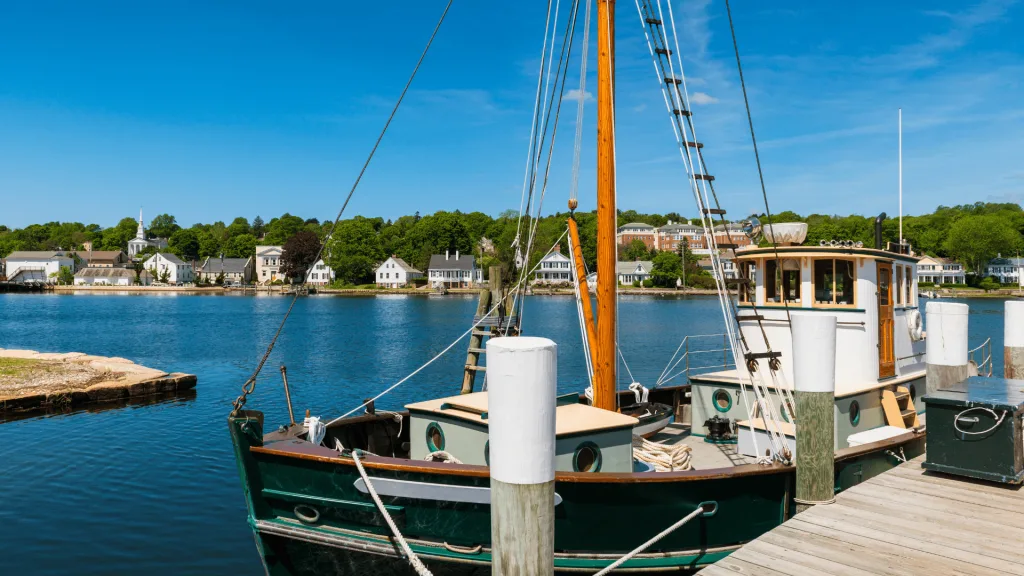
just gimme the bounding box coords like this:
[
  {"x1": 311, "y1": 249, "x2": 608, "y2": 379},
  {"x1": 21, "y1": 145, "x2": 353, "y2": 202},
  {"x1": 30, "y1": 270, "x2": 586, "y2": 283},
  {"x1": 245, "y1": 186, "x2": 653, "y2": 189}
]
[{"x1": 906, "y1": 309, "x2": 923, "y2": 341}]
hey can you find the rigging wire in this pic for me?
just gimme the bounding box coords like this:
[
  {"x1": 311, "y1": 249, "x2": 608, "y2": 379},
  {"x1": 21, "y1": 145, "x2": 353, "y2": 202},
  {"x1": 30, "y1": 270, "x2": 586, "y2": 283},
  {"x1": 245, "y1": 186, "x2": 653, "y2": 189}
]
[{"x1": 231, "y1": 0, "x2": 453, "y2": 412}]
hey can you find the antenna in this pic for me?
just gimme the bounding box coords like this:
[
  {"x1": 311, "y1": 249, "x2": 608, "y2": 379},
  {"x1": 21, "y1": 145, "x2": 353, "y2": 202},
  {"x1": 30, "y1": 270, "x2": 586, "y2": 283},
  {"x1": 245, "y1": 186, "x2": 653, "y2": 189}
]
[{"x1": 898, "y1": 108, "x2": 903, "y2": 247}]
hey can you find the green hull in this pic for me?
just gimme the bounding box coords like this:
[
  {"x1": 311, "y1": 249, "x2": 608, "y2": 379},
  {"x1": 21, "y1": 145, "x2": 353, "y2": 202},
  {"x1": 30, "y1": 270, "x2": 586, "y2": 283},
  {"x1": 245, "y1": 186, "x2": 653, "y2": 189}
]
[{"x1": 229, "y1": 411, "x2": 924, "y2": 574}]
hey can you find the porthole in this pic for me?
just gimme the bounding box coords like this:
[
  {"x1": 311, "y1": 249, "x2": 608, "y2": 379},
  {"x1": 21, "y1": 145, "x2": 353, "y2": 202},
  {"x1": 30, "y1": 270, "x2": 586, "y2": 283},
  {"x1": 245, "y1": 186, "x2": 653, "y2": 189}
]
[
  {"x1": 713, "y1": 389, "x2": 732, "y2": 413},
  {"x1": 425, "y1": 422, "x2": 445, "y2": 452},
  {"x1": 908, "y1": 384, "x2": 916, "y2": 403},
  {"x1": 484, "y1": 440, "x2": 490, "y2": 466},
  {"x1": 849, "y1": 400, "x2": 861, "y2": 427},
  {"x1": 572, "y1": 441, "x2": 602, "y2": 473},
  {"x1": 781, "y1": 400, "x2": 795, "y2": 423}
]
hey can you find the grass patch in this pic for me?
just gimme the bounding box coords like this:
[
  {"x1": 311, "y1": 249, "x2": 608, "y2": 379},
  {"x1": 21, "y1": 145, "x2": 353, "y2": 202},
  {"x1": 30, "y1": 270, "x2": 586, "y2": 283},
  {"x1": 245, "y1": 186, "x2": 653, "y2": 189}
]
[{"x1": 0, "y1": 358, "x2": 45, "y2": 377}]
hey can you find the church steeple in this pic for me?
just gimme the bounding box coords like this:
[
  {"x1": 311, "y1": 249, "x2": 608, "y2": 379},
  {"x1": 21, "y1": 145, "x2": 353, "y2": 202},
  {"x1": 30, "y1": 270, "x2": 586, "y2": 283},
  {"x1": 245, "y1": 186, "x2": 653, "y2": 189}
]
[{"x1": 136, "y1": 209, "x2": 145, "y2": 240}]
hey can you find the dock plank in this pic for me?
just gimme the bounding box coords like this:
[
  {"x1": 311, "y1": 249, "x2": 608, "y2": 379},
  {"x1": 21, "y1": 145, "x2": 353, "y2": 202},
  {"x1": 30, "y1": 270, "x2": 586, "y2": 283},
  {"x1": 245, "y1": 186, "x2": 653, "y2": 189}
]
[{"x1": 697, "y1": 456, "x2": 1024, "y2": 575}]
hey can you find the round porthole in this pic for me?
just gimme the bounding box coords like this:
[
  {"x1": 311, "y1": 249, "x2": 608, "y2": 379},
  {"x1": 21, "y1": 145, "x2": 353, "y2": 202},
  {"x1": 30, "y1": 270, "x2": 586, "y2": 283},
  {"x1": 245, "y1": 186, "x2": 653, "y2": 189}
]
[
  {"x1": 849, "y1": 400, "x2": 861, "y2": 426},
  {"x1": 713, "y1": 389, "x2": 732, "y2": 413},
  {"x1": 425, "y1": 422, "x2": 445, "y2": 452},
  {"x1": 908, "y1": 384, "x2": 916, "y2": 403},
  {"x1": 484, "y1": 440, "x2": 490, "y2": 466},
  {"x1": 572, "y1": 441, "x2": 602, "y2": 473}
]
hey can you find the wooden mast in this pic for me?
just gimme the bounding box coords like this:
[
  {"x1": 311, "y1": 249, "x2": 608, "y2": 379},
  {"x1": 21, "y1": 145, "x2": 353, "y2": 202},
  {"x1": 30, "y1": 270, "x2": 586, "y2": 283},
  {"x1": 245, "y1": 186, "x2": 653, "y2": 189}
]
[
  {"x1": 594, "y1": 0, "x2": 617, "y2": 411},
  {"x1": 567, "y1": 216, "x2": 598, "y2": 373}
]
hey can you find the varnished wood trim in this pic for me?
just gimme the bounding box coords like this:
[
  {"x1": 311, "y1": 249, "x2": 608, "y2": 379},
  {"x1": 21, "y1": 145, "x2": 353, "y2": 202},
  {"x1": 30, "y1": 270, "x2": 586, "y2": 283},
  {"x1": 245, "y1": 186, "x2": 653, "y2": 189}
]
[{"x1": 834, "y1": 428, "x2": 923, "y2": 462}]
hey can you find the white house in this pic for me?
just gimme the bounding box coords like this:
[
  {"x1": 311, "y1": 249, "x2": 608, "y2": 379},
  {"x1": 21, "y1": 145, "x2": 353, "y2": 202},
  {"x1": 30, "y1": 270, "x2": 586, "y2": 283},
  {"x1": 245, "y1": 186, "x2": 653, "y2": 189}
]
[
  {"x1": 533, "y1": 250, "x2": 572, "y2": 284},
  {"x1": 144, "y1": 253, "x2": 194, "y2": 285},
  {"x1": 986, "y1": 257, "x2": 1024, "y2": 286},
  {"x1": 255, "y1": 245, "x2": 284, "y2": 284},
  {"x1": 617, "y1": 260, "x2": 653, "y2": 285},
  {"x1": 375, "y1": 256, "x2": 423, "y2": 288},
  {"x1": 197, "y1": 256, "x2": 254, "y2": 285},
  {"x1": 305, "y1": 259, "x2": 336, "y2": 286},
  {"x1": 127, "y1": 210, "x2": 168, "y2": 258},
  {"x1": 74, "y1": 268, "x2": 153, "y2": 286},
  {"x1": 4, "y1": 251, "x2": 76, "y2": 284},
  {"x1": 427, "y1": 251, "x2": 482, "y2": 288},
  {"x1": 698, "y1": 256, "x2": 737, "y2": 281},
  {"x1": 917, "y1": 256, "x2": 965, "y2": 285}
]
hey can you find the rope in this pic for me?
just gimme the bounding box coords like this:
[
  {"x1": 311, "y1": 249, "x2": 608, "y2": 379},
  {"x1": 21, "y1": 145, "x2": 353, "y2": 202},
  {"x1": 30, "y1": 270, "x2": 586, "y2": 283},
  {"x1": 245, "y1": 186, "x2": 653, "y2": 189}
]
[
  {"x1": 632, "y1": 436, "x2": 692, "y2": 472},
  {"x1": 230, "y1": 0, "x2": 453, "y2": 415},
  {"x1": 351, "y1": 451, "x2": 434, "y2": 576},
  {"x1": 568, "y1": 0, "x2": 592, "y2": 205},
  {"x1": 327, "y1": 231, "x2": 569, "y2": 426},
  {"x1": 423, "y1": 450, "x2": 463, "y2": 464},
  {"x1": 953, "y1": 407, "x2": 1007, "y2": 436},
  {"x1": 593, "y1": 504, "x2": 707, "y2": 575}
]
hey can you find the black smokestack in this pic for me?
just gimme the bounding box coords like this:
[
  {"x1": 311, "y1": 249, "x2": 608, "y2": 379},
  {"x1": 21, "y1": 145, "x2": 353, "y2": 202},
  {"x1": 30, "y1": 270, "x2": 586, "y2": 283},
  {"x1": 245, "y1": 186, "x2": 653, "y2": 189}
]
[{"x1": 875, "y1": 213, "x2": 887, "y2": 250}]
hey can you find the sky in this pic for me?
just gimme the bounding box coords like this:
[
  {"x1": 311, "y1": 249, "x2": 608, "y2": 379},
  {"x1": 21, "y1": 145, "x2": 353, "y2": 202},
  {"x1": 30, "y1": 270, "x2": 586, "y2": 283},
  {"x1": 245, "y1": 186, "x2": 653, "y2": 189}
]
[{"x1": 1, "y1": 0, "x2": 1023, "y2": 229}]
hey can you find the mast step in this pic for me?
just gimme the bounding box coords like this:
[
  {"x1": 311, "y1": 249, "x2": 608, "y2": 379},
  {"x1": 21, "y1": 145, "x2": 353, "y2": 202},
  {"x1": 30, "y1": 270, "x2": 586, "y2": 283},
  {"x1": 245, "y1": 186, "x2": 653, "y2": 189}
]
[
  {"x1": 717, "y1": 243, "x2": 739, "y2": 249},
  {"x1": 693, "y1": 174, "x2": 715, "y2": 181},
  {"x1": 686, "y1": 141, "x2": 704, "y2": 149},
  {"x1": 645, "y1": 17, "x2": 662, "y2": 25},
  {"x1": 736, "y1": 315, "x2": 764, "y2": 321},
  {"x1": 471, "y1": 330, "x2": 491, "y2": 337},
  {"x1": 672, "y1": 109, "x2": 691, "y2": 117},
  {"x1": 467, "y1": 347, "x2": 486, "y2": 354},
  {"x1": 465, "y1": 365, "x2": 486, "y2": 372},
  {"x1": 702, "y1": 208, "x2": 726, "y2": 215},
  {"x1": 664, "y1": 77, "x2": 683, "y2": 85},
  {"x1": 655, "y1": 48, "x2": 672, "y2": 56},
  {"x1": 745, "y1": 351, "x2": 782, "y2": 361}
]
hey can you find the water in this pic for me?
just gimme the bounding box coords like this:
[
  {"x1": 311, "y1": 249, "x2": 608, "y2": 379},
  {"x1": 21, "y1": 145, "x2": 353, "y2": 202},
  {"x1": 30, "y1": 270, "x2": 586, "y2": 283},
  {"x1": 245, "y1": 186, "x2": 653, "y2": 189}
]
[
  {"x1": 0, "y1": 293, "x2": 1009, "y2": 574},
  {"x1": 0, "y1": 293, "x2": 719, "y2": 574}
]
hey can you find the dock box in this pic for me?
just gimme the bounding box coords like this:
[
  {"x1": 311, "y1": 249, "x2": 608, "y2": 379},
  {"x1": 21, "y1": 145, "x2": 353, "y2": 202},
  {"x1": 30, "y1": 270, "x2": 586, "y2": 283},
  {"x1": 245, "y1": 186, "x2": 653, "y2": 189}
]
[{"x1": 922, "y1": 376, "x2": 1024, "y2": 484}]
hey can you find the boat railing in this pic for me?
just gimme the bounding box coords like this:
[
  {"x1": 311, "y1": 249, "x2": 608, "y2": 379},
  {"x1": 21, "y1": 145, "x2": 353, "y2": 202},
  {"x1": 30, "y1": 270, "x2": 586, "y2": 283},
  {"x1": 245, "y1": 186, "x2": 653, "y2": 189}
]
[
  {"x1": 968, "y1": 338, "x2": 993, "y2": 377},
  {"x1": 655, "y1": 333, "x2": 736, "y2": 387}
]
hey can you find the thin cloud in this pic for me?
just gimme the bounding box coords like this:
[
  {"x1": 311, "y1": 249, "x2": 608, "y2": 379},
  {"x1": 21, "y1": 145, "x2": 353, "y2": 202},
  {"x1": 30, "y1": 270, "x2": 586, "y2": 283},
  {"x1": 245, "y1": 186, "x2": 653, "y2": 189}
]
[
  {"x1": 563, "y1": 89, "x2": 593, "y2": 102},
  {"x1": 690, "y1": 92, "x2": 719, "y2": 105}
]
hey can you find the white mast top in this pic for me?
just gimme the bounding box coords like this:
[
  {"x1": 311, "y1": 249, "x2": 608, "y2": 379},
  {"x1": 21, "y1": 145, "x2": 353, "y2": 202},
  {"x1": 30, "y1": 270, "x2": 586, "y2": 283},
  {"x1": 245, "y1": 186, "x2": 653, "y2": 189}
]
[{"x1": 899, "y1": 109, "x2": 903, "y2": 246}]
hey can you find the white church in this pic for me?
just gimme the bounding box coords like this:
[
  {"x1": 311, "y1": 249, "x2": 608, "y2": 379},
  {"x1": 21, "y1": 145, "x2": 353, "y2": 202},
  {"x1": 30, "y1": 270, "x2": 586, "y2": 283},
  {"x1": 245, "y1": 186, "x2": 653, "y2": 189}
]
[{"x1": 127, "y1": 210, "x2": 168, "y2": 258}]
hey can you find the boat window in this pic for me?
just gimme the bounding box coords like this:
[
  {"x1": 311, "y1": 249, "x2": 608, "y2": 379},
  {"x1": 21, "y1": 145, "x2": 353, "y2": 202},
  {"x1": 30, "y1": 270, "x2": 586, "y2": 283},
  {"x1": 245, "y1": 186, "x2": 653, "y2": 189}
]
[
  {"x1": 765, "y1": 259, "x2": 799, "y2": 304},
  {"x1": 572, "y1": 442, "x2": 602, "y2": 473},
  {"x1": 738, "y1": 261, "x2": 754, "y2": 303},
  {"x1": 895, "y1": 267, "x2": 904, "y2": 306},
  {"x1": 426, "y1": 422, "x2": 445, "y2": 453},
  {"x1": 713, "y1": 389, "x2": 732, "y2": 413},
  {"x1": 813, "y1": 258, "x2": 856, "y2": 307},
  {"x1": 905, "y1": 266, "x2": 912, "y2": 305},
  {"x1": 849, "y1": 400, "x2": 861, "y2": 426},
  {"x1": 879, "y1": 268, "x2": 890, "y2": 306},
  {"x1": 765, "y1": 259, "x2": 778, "y2": 302}
]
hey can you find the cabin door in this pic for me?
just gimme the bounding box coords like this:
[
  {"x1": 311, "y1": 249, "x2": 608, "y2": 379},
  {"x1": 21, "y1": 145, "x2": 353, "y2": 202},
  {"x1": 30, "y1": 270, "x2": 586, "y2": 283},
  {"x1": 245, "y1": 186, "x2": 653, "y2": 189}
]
[{"x1": 877, "y1": 262, "x2": 895, "y2": 379}]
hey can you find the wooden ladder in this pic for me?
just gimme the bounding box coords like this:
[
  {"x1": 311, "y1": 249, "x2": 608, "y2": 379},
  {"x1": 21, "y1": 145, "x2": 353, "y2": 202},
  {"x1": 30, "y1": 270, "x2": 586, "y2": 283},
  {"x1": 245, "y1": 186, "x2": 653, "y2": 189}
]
[
  {"x1": 461, "y1": 266, "x2": 516, "y2": 394},
  {"x1": 881, "y1": 385, "x2": 920, "y2": 428}
]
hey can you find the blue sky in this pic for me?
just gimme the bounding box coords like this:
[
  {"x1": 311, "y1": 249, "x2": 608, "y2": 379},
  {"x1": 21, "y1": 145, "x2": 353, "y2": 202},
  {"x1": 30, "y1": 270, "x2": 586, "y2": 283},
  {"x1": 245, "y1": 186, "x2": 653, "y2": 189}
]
[{"x1": 1, "y1": 0, "x2": 1022, "y2": 228}]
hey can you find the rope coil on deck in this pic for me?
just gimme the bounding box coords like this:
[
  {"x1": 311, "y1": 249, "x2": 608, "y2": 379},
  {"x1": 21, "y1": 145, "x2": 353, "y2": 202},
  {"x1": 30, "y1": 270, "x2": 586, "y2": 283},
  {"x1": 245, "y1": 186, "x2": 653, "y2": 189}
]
[
  {"x1": 631, "y1": 436, "x2": 693, "y2": 472},
  {"x1": 351, "y1": 450, "x2": 434, "y2": 576}
]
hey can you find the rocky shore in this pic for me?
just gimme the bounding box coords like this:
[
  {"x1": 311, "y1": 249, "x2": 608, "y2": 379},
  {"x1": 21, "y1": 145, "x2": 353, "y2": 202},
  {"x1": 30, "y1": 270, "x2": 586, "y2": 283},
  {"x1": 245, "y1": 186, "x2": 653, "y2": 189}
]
[{"x1": 0, "y1": 348, "x2": 197, "y2": 416}]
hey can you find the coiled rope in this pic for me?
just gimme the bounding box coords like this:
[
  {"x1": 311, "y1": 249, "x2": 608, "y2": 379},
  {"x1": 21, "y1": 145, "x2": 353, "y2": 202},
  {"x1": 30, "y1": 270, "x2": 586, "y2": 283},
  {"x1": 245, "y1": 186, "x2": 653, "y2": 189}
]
[
  {"x1": 631, "y1": 436, "x2": 692, "y2": 472},
  {"x1": 351, "y1": 450, "x2": 433, "y2": 576}
]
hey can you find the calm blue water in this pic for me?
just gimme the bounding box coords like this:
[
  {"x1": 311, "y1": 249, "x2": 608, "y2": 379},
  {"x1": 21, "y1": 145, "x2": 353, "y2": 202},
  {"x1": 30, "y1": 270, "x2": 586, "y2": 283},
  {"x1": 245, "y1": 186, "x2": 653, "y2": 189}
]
[
  {"x1": 0, "y1": 292, "x2": 724, "y2": 574},
  {"x1": 0, "y1": 293, "x2": 1009, "y2": 574}
]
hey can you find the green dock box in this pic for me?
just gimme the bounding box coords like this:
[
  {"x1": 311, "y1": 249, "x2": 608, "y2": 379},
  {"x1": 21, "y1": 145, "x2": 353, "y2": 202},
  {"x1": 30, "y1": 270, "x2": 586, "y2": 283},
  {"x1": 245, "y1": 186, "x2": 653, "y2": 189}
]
[{"x1": 922, "y1": 376, "x2": 1024, "y2": 484}]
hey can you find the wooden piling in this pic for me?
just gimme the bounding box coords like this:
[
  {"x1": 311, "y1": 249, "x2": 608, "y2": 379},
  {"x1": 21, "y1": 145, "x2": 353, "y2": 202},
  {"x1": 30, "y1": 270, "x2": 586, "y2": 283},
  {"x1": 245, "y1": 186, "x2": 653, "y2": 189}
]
[
  {"x1": 925, "y1": 302, "x2": 969, "y2": 394},
  {"x1": 461, "y1": 287, "x2": 491, "y2": 395},
  {"x1": 792, "y1": 313, "x2": 837, "y2": 514},
  {"x1": 1004, "y1": 301, "x2": 1024, "y2": 379},
  {"x1": 487, "y1": 337, "x2": 556, "y2": 576}
]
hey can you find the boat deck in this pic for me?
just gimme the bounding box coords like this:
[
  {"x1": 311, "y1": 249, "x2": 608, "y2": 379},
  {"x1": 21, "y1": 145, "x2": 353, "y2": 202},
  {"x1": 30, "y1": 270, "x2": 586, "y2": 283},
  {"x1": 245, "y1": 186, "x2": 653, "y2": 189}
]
[
  {"x1": 649, "y1": 422, "x2": 757, "y2": 469},
  {"x1": 697, "y1": 454, "x2": 1024, "y2": 575}
]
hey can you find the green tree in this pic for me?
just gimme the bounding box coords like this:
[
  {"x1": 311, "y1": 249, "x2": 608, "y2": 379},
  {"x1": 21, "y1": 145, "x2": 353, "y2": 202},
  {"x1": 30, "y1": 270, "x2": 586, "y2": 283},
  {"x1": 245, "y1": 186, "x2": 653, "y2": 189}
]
[
  {"x1": 226, "y1": 217, "x2": 251, "y2": 239},
  {"x1": 169, "y1": 229, "x2": 201, "y2": 262},
  {"x1": 620, "y1": 239, "x2": 652, "y2": 262},
  {"x1": 252, "y1": 215, "x2": 266, "y2": 238},
  {"x1": 943, "y1": 215, "x2": 1018, "y2": 274},
  {"x1": 99, "y1": 217, "x2": 141, "y2": 251},
  {"x1": 215, "y1": 270, "x2": 225, "y2": 286},
  {"x1": 225, "y1": 233, "x2": 257, "y2": 259},
  {"x1": 327, "y1": 218, "x2": 386, "y2": 284},
  {"x1": 56, "y1": 265, "x2": 75, "y2": 285},
  {"x1": 650, "y1": 250, "x2": 683, "y2": 287},
  {"x1": 263, "y1": 213, "x2": 306, "y2": 245},
  {"x1": 149, "y1": 214, "x2": 180, "y2": 239}
]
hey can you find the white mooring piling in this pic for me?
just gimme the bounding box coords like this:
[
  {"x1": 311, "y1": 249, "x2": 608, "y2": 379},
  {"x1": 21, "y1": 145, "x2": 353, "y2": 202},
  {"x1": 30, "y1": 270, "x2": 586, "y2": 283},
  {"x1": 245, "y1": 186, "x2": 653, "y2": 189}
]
[
  {"x1": 1005, "y1": 301, "x2": 1024, "y2": 379},
  {"x1": 487, "y1": 336, "x2": 557, "y2": 576},
  {"x1": 925, "y1": 301, "x2": 969, "y2": 394},
  {"x1": 791, "y1": 313, "x2": 837, "y2": 514}
]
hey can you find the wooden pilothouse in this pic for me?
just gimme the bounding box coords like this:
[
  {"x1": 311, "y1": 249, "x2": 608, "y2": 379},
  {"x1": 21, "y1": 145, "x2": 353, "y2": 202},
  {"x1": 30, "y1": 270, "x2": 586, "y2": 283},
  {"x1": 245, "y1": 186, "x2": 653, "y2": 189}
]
[{"x1": 691, "y1": 221, "x2": 927, "y2": 455}]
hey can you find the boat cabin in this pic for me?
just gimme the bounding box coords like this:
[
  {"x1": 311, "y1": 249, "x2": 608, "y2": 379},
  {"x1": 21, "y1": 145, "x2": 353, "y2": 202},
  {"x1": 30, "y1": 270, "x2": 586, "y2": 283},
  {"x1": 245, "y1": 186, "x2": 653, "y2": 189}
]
[
  {"x1": 691, "y1": 239, "x2": 926, "y2": 451},
  {"x1": 406, "y1": 391, "x2": 638, "y2": 473}
]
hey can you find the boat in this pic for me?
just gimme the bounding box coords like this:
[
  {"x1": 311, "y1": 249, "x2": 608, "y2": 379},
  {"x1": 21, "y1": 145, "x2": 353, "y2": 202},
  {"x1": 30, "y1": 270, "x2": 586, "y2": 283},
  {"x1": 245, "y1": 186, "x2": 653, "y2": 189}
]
[{"x1": 228, "y1": 2, "x2": 927, "y2": 573}]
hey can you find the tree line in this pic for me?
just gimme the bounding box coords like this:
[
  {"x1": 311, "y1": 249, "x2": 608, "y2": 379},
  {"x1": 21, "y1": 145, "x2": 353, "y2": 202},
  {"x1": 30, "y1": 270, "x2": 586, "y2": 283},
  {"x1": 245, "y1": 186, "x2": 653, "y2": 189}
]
[{"x1": 2, "y1": 201, "x2": 1021, "y2": 285}]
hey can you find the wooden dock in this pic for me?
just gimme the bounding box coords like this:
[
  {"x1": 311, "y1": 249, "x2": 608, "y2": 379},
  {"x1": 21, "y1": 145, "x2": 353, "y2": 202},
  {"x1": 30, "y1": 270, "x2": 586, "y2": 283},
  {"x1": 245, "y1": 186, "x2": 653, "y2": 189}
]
[{"x1": 698, "y1": 455, "x2": 1024, "y2": 576}]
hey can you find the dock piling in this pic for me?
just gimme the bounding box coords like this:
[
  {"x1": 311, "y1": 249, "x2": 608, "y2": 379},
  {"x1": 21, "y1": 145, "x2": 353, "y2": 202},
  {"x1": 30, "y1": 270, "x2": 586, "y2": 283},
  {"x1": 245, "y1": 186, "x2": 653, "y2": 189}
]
[
  {"x1": 925, "y1": 302, "x2": 969, "y2": 394},
  {"x1": 792, "y1": 313, "x2": 837, "y2": 514},
  {"x1": 1004, "y1": 301, "x2": 1024, "y2": 379},
  {"x1": 487, "y1": 336, "x2": 556, "y2": 576}
]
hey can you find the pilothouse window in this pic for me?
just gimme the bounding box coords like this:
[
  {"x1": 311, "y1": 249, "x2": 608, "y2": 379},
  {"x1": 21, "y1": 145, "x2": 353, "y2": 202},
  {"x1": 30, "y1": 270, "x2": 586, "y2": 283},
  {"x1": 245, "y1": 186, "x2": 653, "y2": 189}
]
[
  {"x1": 765, "y1": 259, "x2": 801, "y2": 304},
  {"x1": 813, "y1": 259, "x2": 855, "y2": 307}
]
